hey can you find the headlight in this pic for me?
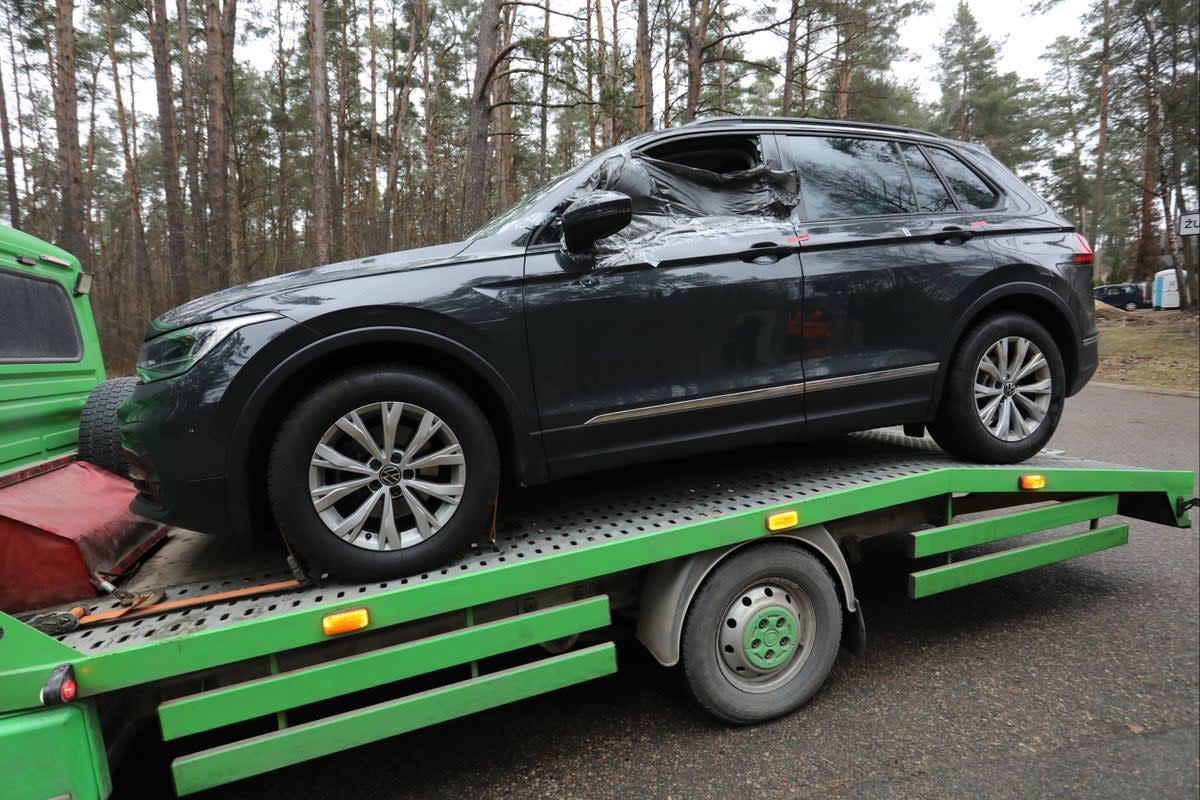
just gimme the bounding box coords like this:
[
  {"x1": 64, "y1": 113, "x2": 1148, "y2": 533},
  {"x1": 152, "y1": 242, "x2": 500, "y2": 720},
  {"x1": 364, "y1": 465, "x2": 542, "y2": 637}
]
[{"x1": 135, "y1": 312, "x2": 281, "y2": 383}]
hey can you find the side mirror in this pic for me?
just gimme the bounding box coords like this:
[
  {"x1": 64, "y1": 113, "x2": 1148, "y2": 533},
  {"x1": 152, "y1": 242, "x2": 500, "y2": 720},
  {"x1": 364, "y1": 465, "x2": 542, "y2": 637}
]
[{"x1": 561, "y1": 191, "x2": 633, "y2": 253}]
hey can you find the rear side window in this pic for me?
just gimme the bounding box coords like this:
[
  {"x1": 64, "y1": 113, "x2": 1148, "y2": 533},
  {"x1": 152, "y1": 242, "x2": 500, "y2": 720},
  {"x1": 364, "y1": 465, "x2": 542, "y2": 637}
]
[
  {"x1": 786, "y1": 136, "x2": 916, "y2": 220},
  {"x1": 0, "y1": 269, "x2": 82, "y2": 362},
  {"x1": 925, "y1": 148, "x2": 999, "y2": 210},
  {"x1": 898, "y1": 144, "x2": 956, "y2": 213}
]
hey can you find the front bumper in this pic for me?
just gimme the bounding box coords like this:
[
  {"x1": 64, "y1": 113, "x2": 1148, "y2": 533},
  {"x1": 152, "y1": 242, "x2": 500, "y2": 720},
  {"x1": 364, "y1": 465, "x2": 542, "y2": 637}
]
[{"x1": 119, "y1": 315, "x2": 301, "y2": 536}]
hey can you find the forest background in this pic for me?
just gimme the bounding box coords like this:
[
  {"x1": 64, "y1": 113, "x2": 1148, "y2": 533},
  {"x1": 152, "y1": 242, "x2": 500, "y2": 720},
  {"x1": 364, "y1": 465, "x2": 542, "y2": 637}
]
[{"x1": 0, "y1": 0, "x2": 1195, "y2": 367}]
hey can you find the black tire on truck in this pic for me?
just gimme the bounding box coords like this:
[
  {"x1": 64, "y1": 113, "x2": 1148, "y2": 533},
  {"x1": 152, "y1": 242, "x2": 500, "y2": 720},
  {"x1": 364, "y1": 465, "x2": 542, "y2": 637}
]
[
  {"x1": 77, "y1": 376, "x2": 139, "y2": 479},
  {"x1": 681, "y1": 543, "x2": 843, "y2": 724}
]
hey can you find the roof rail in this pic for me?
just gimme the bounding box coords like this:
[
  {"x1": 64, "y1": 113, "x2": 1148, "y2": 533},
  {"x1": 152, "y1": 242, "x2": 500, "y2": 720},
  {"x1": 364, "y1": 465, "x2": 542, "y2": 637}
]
[{"x1": 684, "y1": 115, "x2": 943, "y2": 139}]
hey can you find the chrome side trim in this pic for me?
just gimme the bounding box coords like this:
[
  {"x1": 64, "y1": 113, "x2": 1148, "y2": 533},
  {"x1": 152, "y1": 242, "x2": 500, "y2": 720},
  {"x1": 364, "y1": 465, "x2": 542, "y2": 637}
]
[
  {"x1": 585, "y1": 380, "x2": 808, "y2": 426},
  {"x1": 583, "y1": 362, "x2": 940, "y2": 425},
  {"x1": 804, "y1": 362, "x2": 939, "y2": 393}
]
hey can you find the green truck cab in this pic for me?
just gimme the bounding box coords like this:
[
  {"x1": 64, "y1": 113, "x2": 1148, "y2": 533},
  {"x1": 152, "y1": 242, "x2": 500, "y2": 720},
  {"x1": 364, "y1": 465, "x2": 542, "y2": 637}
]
[{"x1": 0, "y1": 225, "x2": 105, "y2": 476}]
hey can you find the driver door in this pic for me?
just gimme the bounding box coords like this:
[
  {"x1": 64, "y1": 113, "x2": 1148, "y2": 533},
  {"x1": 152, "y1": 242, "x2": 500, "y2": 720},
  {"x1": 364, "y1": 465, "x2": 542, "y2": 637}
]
[{"x1": 522, "y1": 133, "x2": 808, "y2": 476}]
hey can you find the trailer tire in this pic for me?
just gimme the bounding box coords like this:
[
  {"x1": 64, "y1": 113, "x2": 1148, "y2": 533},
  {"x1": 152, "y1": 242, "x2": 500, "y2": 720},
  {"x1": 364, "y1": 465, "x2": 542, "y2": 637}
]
[
  {"x1": 681, "y1": 543, "x2": 841, "y2": 724},
  {"x1": 78, "y1": 377, "x2": 139, "y2": 479},
  {"x1": 268, "y1": 367, "x2": 499, "y2": 581}
]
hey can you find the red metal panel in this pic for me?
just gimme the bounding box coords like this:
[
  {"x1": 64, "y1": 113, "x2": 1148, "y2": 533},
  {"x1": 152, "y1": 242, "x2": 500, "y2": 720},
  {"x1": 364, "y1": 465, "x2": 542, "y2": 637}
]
[{"x1": 0, "y1": 461, "x2": 168, "y2": 612}]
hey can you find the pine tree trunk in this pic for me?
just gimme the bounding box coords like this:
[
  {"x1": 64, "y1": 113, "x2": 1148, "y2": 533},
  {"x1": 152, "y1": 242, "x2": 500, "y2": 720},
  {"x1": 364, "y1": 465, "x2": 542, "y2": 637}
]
[
  {"x1": 307, "y1": 0, "x2": 335, "y2": 264},
  {"x1": 52, "y1": 0, "x2": 84, "y2": 257},
  {"x1": 1088, "y1": 0, "x2": 1110, "y2": 259},
  {"x1": 147, "y1": 0, "x2": 190, "y2": 302},
  {"x1": 206, "y1": 0, "x2": 233, "y2": 284},
  {"x1": 382, "y1": 0, "x2": 423, "y2": 248},
  {"x1": 781, "y1": 0, "x2": 799, "y2": 116},
  {"x1": 460, "y1": 0, "x2": 502, "y2": 235},
  {"x1": 634, "y1": 0, "x2": 652, "y2": 132},
  {"x1": 540, "y1": 0, "x2": 552, "y2": 178},
  {"x1": 0, "y1": 57, "x2": 20, "y2": 227},
  {"x1": 178, "y1": 0, "x2": 206, "y2": 270},
  {"x1": 106, "y1": 5, "x2": 157, "y2": 314},
  {"x1": 683, "y1": 0, "x2": 710, "y2": 121}
]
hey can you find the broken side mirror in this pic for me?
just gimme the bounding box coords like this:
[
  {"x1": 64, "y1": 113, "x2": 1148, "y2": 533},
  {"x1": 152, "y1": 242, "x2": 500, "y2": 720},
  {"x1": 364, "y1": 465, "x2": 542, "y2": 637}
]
[{"x1": 561, "y1": 191, "x2": 633, "y2": 254}]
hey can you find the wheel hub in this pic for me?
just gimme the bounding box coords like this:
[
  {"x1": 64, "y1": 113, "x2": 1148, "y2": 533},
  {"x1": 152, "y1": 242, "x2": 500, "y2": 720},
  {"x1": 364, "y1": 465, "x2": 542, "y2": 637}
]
[
  {"x1": 717, "y1": 582, "x2": 814, "y2": 692},
  {"x1": 308, "y1": 402, "x2": 467, "y2": 552},
  {"x1": 973, "y1": 335, "x2": 1053, "y2": 442},
  {"x1": 742, "y1": 606, "x2": 798, "y2": 670},
  {"x1": 378, "y1": 464, "x2": 403, "y2": 486}
]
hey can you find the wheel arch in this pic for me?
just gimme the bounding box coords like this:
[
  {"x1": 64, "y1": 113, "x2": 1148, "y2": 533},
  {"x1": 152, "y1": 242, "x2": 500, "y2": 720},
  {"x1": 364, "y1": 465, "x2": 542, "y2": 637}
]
[
  {"x1": 226, "y1": 326, "x2": 546, "y2": 536},
  {"x1": 933, "y1": 282, "x2": 1082, "y2": 415},
  {"x1": 635, "y1": 526, "x2": 862, "y2": 668}
]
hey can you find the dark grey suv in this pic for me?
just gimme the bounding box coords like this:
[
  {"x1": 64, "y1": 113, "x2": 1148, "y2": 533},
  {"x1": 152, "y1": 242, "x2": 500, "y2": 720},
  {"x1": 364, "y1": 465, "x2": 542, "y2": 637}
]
[{"x1": 120, "y1": 117, "x2": 1098, "y2": 579}]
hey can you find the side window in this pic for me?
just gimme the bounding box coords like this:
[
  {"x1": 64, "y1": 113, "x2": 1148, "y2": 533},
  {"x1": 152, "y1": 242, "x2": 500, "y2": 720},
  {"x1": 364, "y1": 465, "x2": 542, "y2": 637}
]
[
  {"x1": 0, "y1": 269, "x2": 82, "y2": 362},
  {"x1": 925, "y1": 148, "x2": 999, "y2": 211},
  {"x1": 786, "y1": 136, "x2": 916, "y2": 220},
  {"x1": 641, "y1": 134, "x2": 762, "y2": 174},
  {"x1": 898, "y1": 144, "x2": 956, "y2": 213}
]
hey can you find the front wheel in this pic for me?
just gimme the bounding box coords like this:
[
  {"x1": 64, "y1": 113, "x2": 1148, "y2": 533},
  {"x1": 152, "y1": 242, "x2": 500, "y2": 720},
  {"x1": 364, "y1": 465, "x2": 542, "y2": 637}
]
[
  {"x1": 681, "y1": 543, "x2": 843, "y2": 724},
  {"x1": 929, "y1": 313, "x2": 1065, "y2": 463},
  {"x1": 268, "y1": 368, "x2": 499, "y2": 580}
]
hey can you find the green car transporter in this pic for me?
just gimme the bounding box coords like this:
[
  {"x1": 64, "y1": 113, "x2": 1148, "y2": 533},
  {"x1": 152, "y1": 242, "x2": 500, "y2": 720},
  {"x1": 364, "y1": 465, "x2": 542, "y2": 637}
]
[{"x1": 0, "y1": 226, "x2": 1195, "y2": 800}]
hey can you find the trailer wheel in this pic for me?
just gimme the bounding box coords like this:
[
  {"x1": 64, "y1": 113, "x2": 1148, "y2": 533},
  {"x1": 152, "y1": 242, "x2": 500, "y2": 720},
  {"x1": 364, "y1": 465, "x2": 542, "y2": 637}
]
[
  {"x1": 681, "y1": 543, "x2": 842, "y2": 724},
  {"x1": 268, "y1": 367, "x2": 499, "y2": 581},
  {"x1": 78, "y1": 377, "x2": 139, "y2": 478}
]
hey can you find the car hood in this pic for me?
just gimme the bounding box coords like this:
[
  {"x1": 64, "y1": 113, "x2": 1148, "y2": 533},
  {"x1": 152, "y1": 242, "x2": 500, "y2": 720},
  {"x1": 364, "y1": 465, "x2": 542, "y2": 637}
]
[{"x1": 148, "y1": 240, "x2": 470, "y2": 337}]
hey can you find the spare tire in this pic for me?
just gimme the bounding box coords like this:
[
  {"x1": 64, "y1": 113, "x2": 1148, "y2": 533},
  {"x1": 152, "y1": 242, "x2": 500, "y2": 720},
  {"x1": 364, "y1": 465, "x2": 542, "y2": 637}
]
[{"x1": 78, "y1": 377, "x2": 139, "y2": 478}]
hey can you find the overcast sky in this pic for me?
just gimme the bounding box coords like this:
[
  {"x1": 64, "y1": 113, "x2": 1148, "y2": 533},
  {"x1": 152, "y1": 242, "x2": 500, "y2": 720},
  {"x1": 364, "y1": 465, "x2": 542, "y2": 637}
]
[{"x1": 893, "y1": 0, "x2": 1093, "y2": 101}]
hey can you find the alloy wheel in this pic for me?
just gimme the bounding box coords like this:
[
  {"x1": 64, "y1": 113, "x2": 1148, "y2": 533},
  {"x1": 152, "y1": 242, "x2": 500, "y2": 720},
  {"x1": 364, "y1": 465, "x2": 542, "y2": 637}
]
[
  {"x1": 308, "y1": 402, "x2": 467, "y2": 550},
  {"x1": 973, "y1": 336, "x2": 1053, "y2": 443}
]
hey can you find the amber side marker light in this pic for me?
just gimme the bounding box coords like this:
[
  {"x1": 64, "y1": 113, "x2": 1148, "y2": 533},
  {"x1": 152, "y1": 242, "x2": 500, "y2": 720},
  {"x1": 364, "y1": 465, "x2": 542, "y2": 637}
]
[
  {"x1": 322, "y1": 608, "x2": 370, "y2": 636},
  {"x1": 767, "y1": 509, "x2": 799, "y2": 531},
  {"x1": 1019, "y1": 474, "x2": 1046, "y2": 491}
]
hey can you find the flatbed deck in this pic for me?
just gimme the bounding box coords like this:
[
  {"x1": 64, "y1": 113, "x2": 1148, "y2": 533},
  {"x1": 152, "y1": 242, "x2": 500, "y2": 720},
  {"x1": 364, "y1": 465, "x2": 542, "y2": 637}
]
[
  {"x1": 3, "y1": 431, "x2": 1193, "y2": 799},
  {"x1": 45, "y1": 430, "x2": 1180, "y2": 657}
]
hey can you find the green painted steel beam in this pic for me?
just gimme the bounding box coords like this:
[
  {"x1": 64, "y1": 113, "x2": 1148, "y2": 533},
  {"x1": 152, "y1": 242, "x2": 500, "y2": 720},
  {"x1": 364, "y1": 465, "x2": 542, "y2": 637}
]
[
  {"x1": 159, "y1": 596, "x2": 611, "y2": 741},
  {"x1": 909, "y1": 523, "x2": 1129, "y2": 598},
  {"x1": 171, "y1": 643, "x2": 617, "y2": 796},
  {"x1": 910, "y1": 494, "x2": 1119, "y2": 557},
  {"x1": 0, "y1": 464, "x2": 1190, "y2": 713}
]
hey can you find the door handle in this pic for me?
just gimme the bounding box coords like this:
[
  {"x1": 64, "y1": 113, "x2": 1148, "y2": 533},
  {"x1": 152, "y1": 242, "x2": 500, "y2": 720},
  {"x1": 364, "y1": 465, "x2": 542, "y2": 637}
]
[
  {"x1": 741, "y1": 242, "x2": 792, "y2": 264},
  {"x1": 933, "y1": 226, "x2": 975, "y2": 245}
]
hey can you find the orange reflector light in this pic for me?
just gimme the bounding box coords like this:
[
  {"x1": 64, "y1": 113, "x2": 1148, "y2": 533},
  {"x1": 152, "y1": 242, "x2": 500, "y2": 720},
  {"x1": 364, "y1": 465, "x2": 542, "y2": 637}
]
[
  {"x1": 322, "y1": 608, "x2": 370, "y2": 636},
  {"x1": 767, "y1": 509, "x2": 799, "y2": 531},
  {"x1": 1019, "y1": 474, "x2": 1046, "y2": 490}
]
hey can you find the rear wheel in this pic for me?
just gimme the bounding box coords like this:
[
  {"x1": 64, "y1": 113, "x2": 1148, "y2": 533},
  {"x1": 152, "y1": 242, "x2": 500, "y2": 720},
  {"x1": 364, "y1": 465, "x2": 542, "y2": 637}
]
[
  {"x1": 1124, "y1": 301, "x2": 1137, "y2": 311},
  {"x1": 930, "y1": 313, "x2": 1065, "y2": 463},
  {"x1": 268, "y1": 368, "x2": 499, "y2": 580},
  {"x1": 681, "y1": 544, "x2": 842, "y2": 724}
]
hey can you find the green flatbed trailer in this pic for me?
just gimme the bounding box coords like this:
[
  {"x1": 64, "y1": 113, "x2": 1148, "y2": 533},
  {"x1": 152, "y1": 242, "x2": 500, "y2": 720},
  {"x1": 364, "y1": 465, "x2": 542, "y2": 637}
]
[{"x1": 1, "y1": 432, "x2": 1193, "y2": 799}]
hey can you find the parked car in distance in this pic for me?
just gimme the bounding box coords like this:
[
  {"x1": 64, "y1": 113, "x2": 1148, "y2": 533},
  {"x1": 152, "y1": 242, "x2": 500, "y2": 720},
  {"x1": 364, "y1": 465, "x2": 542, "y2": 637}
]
[
  {"x1": 1094, "y1": 282, "x2": 1146, "y2": 311},
  {"x1": 119, "y1": 116, "x2": 1099, "y2": 580}
]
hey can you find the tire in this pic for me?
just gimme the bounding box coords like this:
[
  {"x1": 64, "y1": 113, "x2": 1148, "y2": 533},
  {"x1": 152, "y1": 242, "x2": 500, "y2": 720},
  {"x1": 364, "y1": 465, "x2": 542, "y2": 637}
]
[
  {"x1": 681, "y1": 543, "x2": 842, "y2": 724},
  {"x1": 78, "y1": 377, "x2": 139, "y2": 478},
  {"x1": 268, "y1": 367, "x2": 499, "y2": 580},
  {"x1": 929, "y1": 312, "x2": 1065, "y2": 463},
  {"x1": 1124, "y1": 302, "x2": 1137, "y2": 311}
]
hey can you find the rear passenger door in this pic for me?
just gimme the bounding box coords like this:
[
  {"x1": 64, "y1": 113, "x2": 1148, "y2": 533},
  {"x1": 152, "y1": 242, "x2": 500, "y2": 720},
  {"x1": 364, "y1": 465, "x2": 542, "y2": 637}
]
[{"x1": 780, "y1": 134, "x2": 999, "y2": 427}]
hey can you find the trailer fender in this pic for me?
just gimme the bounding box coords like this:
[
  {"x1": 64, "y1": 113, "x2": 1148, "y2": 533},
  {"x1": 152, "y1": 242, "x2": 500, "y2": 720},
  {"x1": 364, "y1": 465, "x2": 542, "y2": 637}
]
[{"x1": 636, "y1": 525, "x2": 862, "y2": 667}]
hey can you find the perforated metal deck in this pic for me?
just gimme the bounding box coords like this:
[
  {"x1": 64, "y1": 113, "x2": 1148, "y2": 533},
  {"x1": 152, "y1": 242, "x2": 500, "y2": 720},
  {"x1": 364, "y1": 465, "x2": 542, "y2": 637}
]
[{"x1": 55, "y1": 431, "x2": 1118, "y2": 656}]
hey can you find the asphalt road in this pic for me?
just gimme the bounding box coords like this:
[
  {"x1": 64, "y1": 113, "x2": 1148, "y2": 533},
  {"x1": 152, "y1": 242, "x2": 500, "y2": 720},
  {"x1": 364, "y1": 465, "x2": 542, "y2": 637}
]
[{"x1": 120, "y1": 383, "x2": 1199, "y2": 800}]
